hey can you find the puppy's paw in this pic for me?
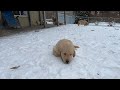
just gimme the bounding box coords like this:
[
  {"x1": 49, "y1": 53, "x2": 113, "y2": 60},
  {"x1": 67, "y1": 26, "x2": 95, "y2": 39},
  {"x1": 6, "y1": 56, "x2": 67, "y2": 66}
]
[{"x1": 74, "y1": 45, "x2": 80, "y2": 48}]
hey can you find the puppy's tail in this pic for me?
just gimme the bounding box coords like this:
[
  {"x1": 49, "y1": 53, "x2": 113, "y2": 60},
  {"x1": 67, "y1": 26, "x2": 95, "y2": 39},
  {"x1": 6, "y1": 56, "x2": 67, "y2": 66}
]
[{"x1": 74, "y1": 45, "x2": 80, "y2": 48}]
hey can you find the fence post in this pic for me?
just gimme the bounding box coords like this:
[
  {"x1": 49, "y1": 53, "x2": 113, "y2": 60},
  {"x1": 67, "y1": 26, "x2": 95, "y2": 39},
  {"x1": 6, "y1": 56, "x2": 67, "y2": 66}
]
[
  {"x1": 43, "y1": 11, "x2": 46, "y2": 28},
  {"x1": 88, "y1": 17, "x2": 89, "y2": 23},
  {"x1": 28, "y1": 11, "x2": 31, "y2": 27},
  {"x1": 64, "y1": 11, "x2": 66, "y2": 25},
  {"x1": 56, "y1": 11, "x2": 59, "y2": 26}
]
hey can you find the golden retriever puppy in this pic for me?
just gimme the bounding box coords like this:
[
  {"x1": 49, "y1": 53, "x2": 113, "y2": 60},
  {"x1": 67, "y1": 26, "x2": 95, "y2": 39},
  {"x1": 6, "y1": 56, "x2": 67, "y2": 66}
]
[
  {"x1": 78, "y1": 20, "x2": 88, "y2": 26},
  {"x1": 53, "y1": 39, "x2": 79, "y2": 64}
]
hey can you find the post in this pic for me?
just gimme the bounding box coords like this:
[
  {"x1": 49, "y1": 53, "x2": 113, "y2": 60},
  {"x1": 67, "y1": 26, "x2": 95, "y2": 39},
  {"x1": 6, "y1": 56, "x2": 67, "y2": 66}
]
[
  {"x1": 40, "y1": 11, "x2": 43, "y2": 25},
  {"x1": 56, "y1": 11, "x2": 59, "y2": 26},
  {"x1": 43, "y1": 11, "x2": 46, "y2": 28},
  {"x1": 28, "y1": 11, "x2": 31, "y2": 27},
  {"x1": 38, "y1": 11, "x2": 41, "y2": 25},
  {"x1": 88, "y1": 17, "x2": 89, "y2": 23},
  {"x1": 64, "y1": 11, "x2": 66, "y2": 25}
]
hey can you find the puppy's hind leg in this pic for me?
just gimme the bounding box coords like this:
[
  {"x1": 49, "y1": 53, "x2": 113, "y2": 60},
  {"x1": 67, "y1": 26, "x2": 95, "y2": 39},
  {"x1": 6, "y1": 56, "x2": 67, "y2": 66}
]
[{"x1": 53, "y1": 46, "x2": 60, "y2": 57}]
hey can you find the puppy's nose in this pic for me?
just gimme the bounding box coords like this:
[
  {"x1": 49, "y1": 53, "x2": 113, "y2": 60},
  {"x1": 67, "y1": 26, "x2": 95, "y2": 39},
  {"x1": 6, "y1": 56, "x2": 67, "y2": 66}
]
[{"x1": 66, "y1": 60, "x2": 69, "y2": 64}]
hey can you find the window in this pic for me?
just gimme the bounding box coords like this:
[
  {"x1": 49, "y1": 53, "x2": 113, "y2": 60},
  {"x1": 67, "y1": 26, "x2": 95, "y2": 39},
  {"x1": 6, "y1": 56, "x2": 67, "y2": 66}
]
[{"x1": 13, "y1": 11, "x2": 28, "y2": 17}]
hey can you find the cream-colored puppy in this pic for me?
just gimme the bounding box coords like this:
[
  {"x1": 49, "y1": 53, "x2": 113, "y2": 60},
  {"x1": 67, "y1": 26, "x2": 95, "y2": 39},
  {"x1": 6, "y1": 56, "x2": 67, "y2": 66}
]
[
  {"x1": 78, "y1": 20, "x2": 88, "y2": 26},
  {"x1": 53, "y1": 39, "x2": 79, "y2": 64}
]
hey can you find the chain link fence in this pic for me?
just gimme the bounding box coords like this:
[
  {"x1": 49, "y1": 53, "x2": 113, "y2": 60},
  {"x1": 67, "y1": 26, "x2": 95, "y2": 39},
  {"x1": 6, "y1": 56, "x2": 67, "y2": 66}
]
[
  {"x1": 75, "y1": 16, "x2": 120, "y2": 27},
  {"x1": 88, "y1": 17, "x2": 120, "y2": 27}
]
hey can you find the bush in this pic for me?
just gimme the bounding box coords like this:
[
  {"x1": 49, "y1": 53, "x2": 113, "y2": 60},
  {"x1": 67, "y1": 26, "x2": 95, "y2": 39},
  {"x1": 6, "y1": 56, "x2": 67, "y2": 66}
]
[{"x1": 74, "y1": 11, "x2": 90, "y2": 24}]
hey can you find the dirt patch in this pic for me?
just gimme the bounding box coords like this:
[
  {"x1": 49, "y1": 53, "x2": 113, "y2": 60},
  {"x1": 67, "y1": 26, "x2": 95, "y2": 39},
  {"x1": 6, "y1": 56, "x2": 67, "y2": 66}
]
[{"x1": 0, "y1": 25, "x2": 57, "y2": 37}]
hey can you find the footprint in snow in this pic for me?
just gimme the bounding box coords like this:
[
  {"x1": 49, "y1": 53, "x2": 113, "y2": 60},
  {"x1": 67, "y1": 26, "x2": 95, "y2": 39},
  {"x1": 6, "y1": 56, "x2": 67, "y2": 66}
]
[
  {"x1": 10, "y1": 65, "x2": 20, "y2": 69},
  {"x1": 112, "y1": 43, "x2": 119, "y2": 45},
  {"x1": 101, "y1": 46, "x2": 106, "y2": 48},
  {"x1": 115, "y1": 28, "x2": 119, "y2": 30},
  {"x1": 35, "y1": 30, "x2": 39, "y2": 32},
  {"x1": 118, "y1": 38, "x2": 120, "y2": 40},
  {"x1": 97, "y1": 73, "x2": 100, "y2": 75},
  {"x1": 108, "y1": 50, "x2": 116, "y2": 54},
  {"x1": 109, "y1": 35, "x2": 116, "y2": 37}
]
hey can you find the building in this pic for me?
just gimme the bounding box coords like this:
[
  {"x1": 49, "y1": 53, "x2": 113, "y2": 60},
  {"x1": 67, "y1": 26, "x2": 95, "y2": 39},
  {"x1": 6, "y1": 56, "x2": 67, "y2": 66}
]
[{"x1": 0, "y1": 11, "x2": 68, "y2": 29}]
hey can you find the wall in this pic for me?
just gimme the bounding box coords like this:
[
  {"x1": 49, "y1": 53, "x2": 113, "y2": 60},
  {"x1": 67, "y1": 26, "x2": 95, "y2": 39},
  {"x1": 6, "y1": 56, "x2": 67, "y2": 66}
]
[
  {"x1": 45, "y1": 11, "x2": 56, "y2": 19},
  {"x1": 17, "y1": 11, "x2": 40, "y2": 27},
  {"x1": 29, "y1": 11, "x2": 40, "y2": 26},
  {"x1": 18, "y1": 17, "x2": 29, "y2": 27}
]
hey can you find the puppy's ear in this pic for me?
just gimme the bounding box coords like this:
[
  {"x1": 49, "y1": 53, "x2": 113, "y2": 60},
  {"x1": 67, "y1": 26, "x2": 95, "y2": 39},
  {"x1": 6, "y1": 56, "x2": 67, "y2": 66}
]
[
  {"x1": 73, "y1": 51, "x2": 76, "y2": 57},
  {"x1": 74, "y1": 45, "x2": 80, "y2": 48}
]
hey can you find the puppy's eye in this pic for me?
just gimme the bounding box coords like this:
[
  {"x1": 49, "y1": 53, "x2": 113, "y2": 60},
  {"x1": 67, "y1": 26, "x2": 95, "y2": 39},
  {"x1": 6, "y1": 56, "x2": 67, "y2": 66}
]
[
  {"x1": 64, "y1": 53, "x2": 66, "y2": 55},
  {"x1": 70, "y1": 54, "x2": 72, "y2": 56}
]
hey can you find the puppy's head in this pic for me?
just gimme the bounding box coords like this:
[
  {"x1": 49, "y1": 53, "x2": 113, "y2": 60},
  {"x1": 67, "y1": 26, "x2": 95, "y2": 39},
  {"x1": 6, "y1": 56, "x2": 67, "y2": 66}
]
[
  {"x1": 61, "y1": 45, "x2": 79, "y2": 64},
  {"x1": 61, "y1": 51, "x2": 74, "y2": 64}
]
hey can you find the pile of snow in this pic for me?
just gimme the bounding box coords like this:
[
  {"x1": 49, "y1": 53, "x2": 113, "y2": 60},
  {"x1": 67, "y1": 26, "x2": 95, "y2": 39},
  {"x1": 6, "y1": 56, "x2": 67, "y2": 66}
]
[
  {"x1": 0, "y1": 23, "x2": 120, "y2": 79},
  {"x1": 46, "y1": 19, "x2": 54, "y2": 24},
  {"x1": 46, "y1": 21, "x2": 53, "y2": 24}
]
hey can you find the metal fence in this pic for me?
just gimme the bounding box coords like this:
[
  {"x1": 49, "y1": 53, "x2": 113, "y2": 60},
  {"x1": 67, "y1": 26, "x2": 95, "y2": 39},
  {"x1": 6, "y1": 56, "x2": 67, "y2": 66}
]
[
  {"x1": 76, "y1": 16, "x2": 120, "y2": 27},
  {"x1": 88, "y1": 17, "x2": 120, "y2": 23}
]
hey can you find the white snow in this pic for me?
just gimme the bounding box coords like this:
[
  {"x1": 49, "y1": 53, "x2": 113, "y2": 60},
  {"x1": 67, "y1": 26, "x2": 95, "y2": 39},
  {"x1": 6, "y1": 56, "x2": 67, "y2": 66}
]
[
  {"x1": 0, "y1": 22, "x2": 120, "y2": 79},
  {"x1": 46, "y1": 21, "x2": 53, "y2": 24}
]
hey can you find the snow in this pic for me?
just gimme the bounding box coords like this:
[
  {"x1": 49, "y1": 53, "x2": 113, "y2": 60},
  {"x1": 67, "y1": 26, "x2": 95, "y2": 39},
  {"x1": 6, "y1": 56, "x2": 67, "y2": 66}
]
[
  {"x1": 46, "y1": 21, "x2": 53, "y2": 24},
  {"x1": 0, "y1": 22, "x2": 120, "y2": 79}
]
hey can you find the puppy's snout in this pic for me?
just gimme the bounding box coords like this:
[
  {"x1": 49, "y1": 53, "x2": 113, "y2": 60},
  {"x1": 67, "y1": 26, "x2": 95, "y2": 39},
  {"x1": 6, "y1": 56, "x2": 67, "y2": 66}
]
[{"x1": 66, "y1": 60, "x2": 69, "y2": 64}]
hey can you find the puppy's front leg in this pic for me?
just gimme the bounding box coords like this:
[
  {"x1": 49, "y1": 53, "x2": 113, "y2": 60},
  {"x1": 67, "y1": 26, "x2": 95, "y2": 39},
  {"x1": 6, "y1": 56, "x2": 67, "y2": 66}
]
[
  {"x1": 73, "y1": 51, "x2": 76, "y2": 57},
  {"x1": 74, "y1": 45, "x2": 80, "y2": 48}
]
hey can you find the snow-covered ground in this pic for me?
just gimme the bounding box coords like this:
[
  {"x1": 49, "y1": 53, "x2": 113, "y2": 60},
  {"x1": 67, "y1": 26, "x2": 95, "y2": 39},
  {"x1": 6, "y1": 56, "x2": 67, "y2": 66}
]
[{"x1": 0, "y1": 22, "x2": 120, "y2": 79}]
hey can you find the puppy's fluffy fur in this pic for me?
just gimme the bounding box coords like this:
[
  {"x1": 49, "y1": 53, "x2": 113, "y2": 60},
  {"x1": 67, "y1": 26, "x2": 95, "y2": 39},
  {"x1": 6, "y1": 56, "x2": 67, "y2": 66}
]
[{"x1": 53, "y1": 39, "x2": 79, "y2": 64}]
